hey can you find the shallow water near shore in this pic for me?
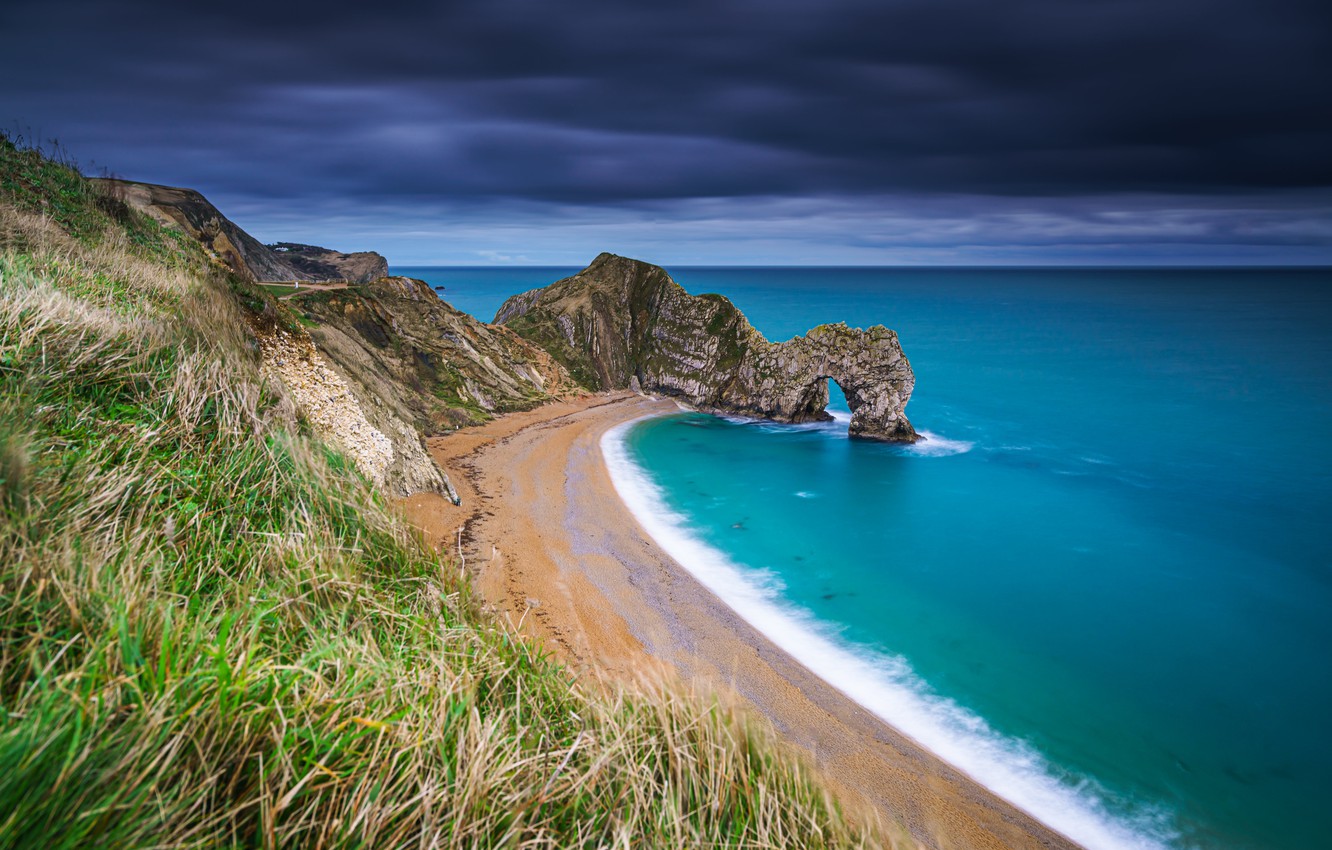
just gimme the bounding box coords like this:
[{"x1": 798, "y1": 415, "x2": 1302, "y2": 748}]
[{"x1": 406, "y1": 265, "x2": 1332, "y2": 850}]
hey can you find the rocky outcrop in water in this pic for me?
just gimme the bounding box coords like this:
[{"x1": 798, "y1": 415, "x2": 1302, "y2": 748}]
[
  {"x1": 95, "y1": 178, "x2": 386, "y2": 283},
  {"x1": 496, "y1": 253, "x2": 917, "y2": 442}
]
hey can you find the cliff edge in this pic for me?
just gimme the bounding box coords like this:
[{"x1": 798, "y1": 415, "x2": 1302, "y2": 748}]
[
  {"x1": 270, "y1": 241, "x2": 388, "y2": 283},
  {"x1": 93, "y1": 178, "x2": 386, "y2": 282},
  {"x1": 495, "y1": 253, "x2": 917, "y2": 442},
  {"x1": 89, "y1": 174, "x2": 576, "y2": 496},
  {"x1": 292, "y1": 275, "x2": 578, "y2": 434}
]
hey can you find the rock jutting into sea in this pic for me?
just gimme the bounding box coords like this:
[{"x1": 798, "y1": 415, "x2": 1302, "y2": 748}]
[{"x1": 495, "y1": 253, "x2": 918, "y2": 442}]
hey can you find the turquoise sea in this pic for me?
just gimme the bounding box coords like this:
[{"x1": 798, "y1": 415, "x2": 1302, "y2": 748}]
[{"x1": 398, "y1": 266, "x2": 1332, "y2": 850}]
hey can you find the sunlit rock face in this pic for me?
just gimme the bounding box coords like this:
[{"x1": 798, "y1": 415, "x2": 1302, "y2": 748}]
[{"x1": 496, "y1": 253, "x2": 917, "y2": 442}]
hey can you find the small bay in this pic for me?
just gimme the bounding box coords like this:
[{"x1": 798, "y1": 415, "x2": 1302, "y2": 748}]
[{"x1": 406, "y1": 265, "x2": 1332, "y2": 850}]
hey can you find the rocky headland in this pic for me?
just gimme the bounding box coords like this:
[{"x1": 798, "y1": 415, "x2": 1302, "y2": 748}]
[
  {"x1": 496, "y1": 252, "x2": 918, "y2": 441},
  {"x1": 99, "y1": 177, "x2": 916, "y2": 452},
  {"x1": 100, "y1": 171, "x2": 917, "y2": 502},
  {"x1": 269, "y1": 241, "x2": 388, "y2": 283},
  {"x1": 94, "y1": 178, "x2": 387, "y2": 283}
]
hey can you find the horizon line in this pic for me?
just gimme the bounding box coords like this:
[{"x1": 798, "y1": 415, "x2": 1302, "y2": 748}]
[{"x1": 391, "y1": 262, "x2": 1332, "y2": 270}]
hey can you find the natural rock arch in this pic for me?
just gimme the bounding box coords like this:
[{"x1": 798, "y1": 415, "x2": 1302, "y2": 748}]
[
  {"x1": 725, "y1": 322, "x2": 918, "y2": 442},
  {"x1": 497, "y1": 253, "x2": 919, "y2": 443}
]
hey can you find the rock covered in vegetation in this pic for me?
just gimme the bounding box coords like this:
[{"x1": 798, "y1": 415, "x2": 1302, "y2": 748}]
[
  {"x1": 496, "y1": 253, "x2": 917, "y2": 441},
  {"x1": 94, "y1": 178, "x2": 386, "y2": 283},
  {"x1": 294, "y1": 275, "x2": 579, "y2": 433},
  {"x1": 268, "y1": 241, "x2": 388, "y2": 283}
]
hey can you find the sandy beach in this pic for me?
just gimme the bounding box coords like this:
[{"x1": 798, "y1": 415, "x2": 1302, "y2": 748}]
[{"x1": 399, "y1": 392, "x2": 1082, "y2": 850}]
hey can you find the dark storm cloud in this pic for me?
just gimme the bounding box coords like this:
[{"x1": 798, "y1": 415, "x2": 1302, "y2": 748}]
[{"x1": 2, "y1": 0, "x2": 1330, "y2": 262}]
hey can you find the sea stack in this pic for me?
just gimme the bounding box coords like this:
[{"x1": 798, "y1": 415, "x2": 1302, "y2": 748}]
[{"x1": 495, "y1": 253, "x2": 917, "y2": 442}]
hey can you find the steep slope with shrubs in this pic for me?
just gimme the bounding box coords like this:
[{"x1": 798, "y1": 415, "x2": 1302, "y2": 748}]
[
  {"x1": 0, "y1": 136, "x2": 889, "y2": 849},
  {"x1": 293, "y1": 274, "x2": 578, "y2": 432}
]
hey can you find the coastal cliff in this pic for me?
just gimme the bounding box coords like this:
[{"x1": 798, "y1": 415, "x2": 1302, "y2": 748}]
[
  {"x1": 496, "y1": 253, "x2": 917, "y2": 441},
  {"x1": 90, "y1": 176, "x2": 576, "y2": 496},
  {"x1": 94, "y1": 178, "x2": 387, "y2": 282},
  {"x1": 270, "y1": 241, "x2": 388, "y2": 283},
  {"x1": 242, "y1": 275, "x2": 577, "y2": 497},
  {"x1": 291, "y1": 275, "x2": 578, "y2": 433},
  {"x1": 2, "y1": 136, "x2": 884, "y2": 850}
]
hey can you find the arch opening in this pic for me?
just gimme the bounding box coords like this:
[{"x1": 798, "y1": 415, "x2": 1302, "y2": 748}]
[{"x1": 825, "y1": 378, "x2": 855, "y2": 432}]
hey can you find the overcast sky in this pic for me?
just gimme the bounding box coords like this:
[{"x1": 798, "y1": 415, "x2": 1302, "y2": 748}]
[{"x1": 4, "y1": 0, "x2": 1330, "y2": 264}]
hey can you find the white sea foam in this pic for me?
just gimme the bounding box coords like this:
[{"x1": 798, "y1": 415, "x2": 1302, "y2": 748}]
[
  {"x1": 908, "y1": 429, "x2": 975, "y2": 457},
  {"x1": 602, "y1": 416, "x2": 1178, "y2": 850}
]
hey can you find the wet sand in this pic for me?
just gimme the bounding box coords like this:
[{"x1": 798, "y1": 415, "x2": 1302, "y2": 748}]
[{"x1": 399, "y1": 392, "x2": 1082, "y2": 850}]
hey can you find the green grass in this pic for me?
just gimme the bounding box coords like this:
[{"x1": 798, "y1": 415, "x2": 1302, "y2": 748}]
[
  {"x1": 0, "y1": 136, "x2": 197, "y2": 267},
  {"x1": 0, "y1": 135, "x2": 891, "y2": 849},
  {"x1": 258, "y1": 282, "x2": 302, "y2": 296}
]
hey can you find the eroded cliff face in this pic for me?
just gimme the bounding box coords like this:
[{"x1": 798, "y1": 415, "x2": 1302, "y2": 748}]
[
  {"x1": 294, "y1": 275, "x2": 579, "y2": 435},
  {"x1": 496, "y1": 253, "x2": 917, "y2": 442},
  {"x1": 93, "y1": 175, "x2": 576, "y2": 495},
  {"x1": 239, "y1": 298, "x2": 445, "y2": 498}
]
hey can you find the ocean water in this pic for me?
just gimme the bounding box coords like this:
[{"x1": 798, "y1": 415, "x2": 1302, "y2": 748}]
[
  {"x1": 402, "y1": 266, "x2": 1332, "y2": 850},
  {"x1": 395, "y1": 266, "x2": 581, "y2": 321}
]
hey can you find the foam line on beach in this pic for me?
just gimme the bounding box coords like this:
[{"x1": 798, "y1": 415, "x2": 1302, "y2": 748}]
[{"x1": 602, "y1": 416, "x2": 1177, "y2": 850}]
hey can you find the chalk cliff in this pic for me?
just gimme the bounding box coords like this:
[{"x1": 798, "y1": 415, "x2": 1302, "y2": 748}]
[
  {"x1": 95, "y1": 172, "x2": 581, "y2": 493},
  {"x1": 495, "y1": 253, "x2": 917, "y2": 442}
]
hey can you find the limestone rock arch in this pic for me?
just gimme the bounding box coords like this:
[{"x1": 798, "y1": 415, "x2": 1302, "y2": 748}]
[
  {"x1": 497, "y1": 254, "x2": 919, "y2": 443},
  {"x1": 730, "y1": 322, "x2": 918, "y2": 442}
]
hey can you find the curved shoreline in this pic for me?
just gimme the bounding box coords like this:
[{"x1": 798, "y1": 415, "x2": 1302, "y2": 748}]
[{"x1": 400, "y1": 392, "x2": 1084, "y2": 850}]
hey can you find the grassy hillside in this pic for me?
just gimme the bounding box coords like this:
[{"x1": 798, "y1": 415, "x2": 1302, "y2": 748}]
[{"x1": 0, "y1": 136, "x2": 888, "y2": 849}]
